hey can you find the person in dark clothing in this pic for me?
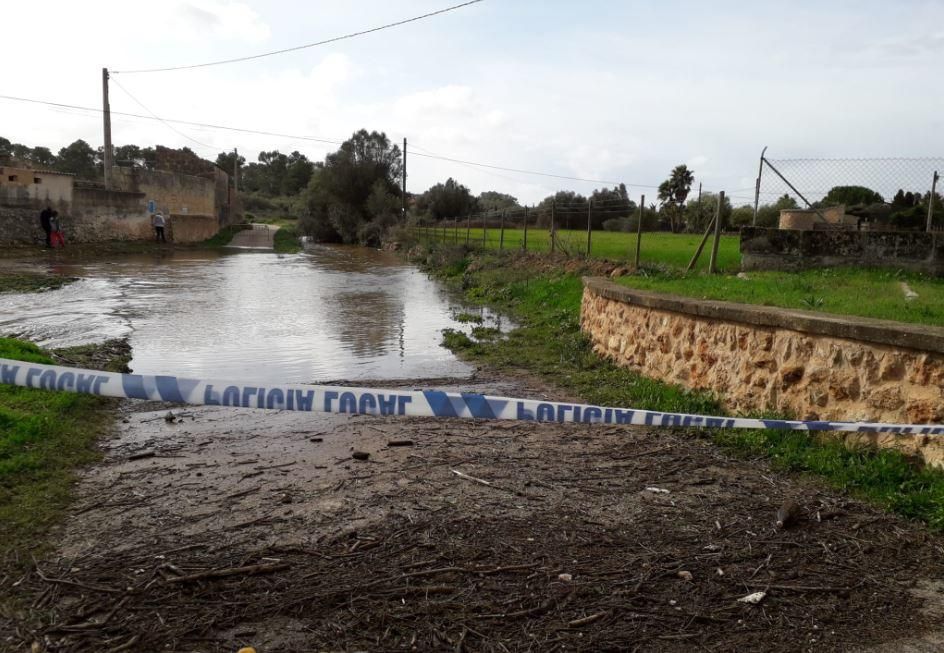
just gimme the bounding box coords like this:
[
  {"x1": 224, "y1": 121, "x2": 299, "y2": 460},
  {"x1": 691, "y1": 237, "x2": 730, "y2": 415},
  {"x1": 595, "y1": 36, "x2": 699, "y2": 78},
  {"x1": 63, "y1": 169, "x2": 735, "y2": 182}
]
[{"x1": 40, "y1": 206, "x2": 53, "y2": 248}]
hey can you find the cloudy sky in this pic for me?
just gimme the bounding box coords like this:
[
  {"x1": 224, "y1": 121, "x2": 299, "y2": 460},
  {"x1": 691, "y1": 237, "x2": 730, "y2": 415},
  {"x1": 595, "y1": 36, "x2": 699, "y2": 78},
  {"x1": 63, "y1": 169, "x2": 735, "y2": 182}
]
[{"x1": 3, "y1": 0, "x2": 943, "y2": 204}]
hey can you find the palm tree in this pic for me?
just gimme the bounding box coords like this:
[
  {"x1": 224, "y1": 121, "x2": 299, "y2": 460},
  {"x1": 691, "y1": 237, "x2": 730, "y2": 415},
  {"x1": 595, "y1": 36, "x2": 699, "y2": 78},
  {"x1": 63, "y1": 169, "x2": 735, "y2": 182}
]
[{"x1": 657, "y1": 165, "x2": 695, "y2": 232}]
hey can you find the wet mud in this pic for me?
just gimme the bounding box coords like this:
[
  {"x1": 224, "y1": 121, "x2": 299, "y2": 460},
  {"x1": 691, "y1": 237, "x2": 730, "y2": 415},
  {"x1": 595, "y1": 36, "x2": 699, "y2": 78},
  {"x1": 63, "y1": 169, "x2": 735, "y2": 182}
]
[{"x1": 5, "y1": 374, "x2": 944, "y2": 652}]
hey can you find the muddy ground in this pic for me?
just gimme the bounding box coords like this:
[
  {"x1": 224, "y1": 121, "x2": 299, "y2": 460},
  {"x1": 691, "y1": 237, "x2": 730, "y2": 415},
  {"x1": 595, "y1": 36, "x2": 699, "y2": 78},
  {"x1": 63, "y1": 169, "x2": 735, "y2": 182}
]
[{"x1": 3, "y1": 372, "x2": 944, "y2": 652}]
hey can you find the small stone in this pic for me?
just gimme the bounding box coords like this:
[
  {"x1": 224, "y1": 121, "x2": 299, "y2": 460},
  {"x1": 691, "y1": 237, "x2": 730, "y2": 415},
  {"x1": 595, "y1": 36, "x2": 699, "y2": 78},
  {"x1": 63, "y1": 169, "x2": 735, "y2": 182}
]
[
  {"x1": 352, "y1": 451, "x2": 370, "y2": 460},
  {"x1": 558, "y1": 573, "x2": 573, "y2": 582},
  {"x1": 677, "y1": 570, "x2": 693, "y2": 581}
]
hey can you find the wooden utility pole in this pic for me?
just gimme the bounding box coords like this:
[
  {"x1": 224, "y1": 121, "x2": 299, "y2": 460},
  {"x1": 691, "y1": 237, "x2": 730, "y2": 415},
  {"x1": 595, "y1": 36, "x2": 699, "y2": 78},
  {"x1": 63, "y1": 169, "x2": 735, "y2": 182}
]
[
  {"x1": 102, "y1": 68, "x2": 114, "y2": 189},
  {"x1": 708, "y1": 191, "x2": 725, "y2": 274},
  {"x1": 402, "y1": 138, "x2": 407, "y2": 221},
  {"x1": 635, "y1": 194, "x2": 644, "y2": 268}
]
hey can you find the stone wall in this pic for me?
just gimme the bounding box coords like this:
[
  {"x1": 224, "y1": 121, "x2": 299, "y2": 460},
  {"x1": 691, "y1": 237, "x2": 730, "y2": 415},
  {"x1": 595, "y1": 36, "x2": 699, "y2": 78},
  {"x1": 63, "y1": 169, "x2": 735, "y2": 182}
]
[
  {"x1": 168, "y1": 214, "x2": 219, "y2": 242},
  {"x1": 741, "y1": 227, "x2": 944, "y2": 276},
  {"x1": 581, "y1": 277, "x2": 944, "y2": 466}
]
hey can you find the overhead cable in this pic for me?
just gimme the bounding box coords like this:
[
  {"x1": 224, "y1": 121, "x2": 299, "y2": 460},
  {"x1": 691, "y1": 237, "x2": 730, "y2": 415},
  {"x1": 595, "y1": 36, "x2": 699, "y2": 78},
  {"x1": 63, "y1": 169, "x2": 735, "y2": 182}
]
[{"x1": 111, "y1": 0, "x2": 484, "y2": 74}]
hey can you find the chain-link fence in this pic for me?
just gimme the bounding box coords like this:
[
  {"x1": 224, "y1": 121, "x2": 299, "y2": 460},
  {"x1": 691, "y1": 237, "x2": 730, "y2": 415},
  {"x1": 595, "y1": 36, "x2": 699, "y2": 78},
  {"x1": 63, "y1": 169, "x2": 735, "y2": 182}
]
[{"x1": 750, "y1": 152, "x2": 943, "y2": 230}]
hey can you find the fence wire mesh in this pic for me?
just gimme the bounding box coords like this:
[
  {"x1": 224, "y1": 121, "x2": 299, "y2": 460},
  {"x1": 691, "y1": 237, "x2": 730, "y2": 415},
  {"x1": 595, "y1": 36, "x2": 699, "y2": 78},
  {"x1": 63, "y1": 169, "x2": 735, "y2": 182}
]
[{"x1": 755, "y1": 156, "x2": 943, "y2": 226}]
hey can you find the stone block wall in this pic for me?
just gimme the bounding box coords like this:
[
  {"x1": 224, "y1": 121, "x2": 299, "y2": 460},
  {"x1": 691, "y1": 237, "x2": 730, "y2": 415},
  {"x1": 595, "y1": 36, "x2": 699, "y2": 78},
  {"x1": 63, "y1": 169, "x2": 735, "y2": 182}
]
[
  {"x1": 581, "y1": 277, "x2": 944, "y2": 466},
  {"x1": 741, "y1": 227, "x2": 944, "y2": 275}
]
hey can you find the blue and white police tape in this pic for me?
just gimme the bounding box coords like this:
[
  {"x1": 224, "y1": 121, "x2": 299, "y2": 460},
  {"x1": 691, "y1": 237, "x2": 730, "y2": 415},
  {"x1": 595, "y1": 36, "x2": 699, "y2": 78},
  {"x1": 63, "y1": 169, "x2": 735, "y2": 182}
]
[{"x1": 2, "y1": 357, "x2": 943, "y2": 435}]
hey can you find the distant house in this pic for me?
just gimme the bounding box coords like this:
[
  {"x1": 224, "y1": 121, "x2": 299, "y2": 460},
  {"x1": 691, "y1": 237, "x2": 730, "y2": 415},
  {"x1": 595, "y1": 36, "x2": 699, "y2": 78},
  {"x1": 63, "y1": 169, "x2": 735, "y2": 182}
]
[{"x1": 778, "y1": 204, "x2": 858, "y2": 230}]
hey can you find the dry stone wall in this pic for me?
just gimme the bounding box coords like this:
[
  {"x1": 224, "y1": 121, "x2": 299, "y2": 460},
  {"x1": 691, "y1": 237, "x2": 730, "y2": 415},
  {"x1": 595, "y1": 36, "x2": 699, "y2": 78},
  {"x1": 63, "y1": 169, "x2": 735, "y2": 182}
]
[{"x1": 581, "y1": 277, "x2": 944, "y2": 466}]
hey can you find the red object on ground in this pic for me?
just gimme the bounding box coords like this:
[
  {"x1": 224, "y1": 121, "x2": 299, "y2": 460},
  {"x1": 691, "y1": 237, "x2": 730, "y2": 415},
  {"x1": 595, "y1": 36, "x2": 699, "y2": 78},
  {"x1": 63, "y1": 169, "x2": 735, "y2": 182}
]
[{"x1": 51, "y1": 231, "x2": 65, "y2": 248}]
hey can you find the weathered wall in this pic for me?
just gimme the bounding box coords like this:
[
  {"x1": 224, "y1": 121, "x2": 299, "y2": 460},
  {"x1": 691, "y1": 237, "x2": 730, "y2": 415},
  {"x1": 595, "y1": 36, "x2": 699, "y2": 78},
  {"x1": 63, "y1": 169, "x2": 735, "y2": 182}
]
[
  {"x1": 111, "y1": 167, "x2": 217, "y2": 218},
  {"x1": 741, "y1": 227, "x2": 944, "y2": 276},
  {"x1": 581, "y1": 277, "x2": 944, "y2": 466},
  {"x1": 168, "y1": 214, "x2": 219, "y2": 242},
  {"x1": 69, "y1": 185, "x2": 150, "y2": 242}
]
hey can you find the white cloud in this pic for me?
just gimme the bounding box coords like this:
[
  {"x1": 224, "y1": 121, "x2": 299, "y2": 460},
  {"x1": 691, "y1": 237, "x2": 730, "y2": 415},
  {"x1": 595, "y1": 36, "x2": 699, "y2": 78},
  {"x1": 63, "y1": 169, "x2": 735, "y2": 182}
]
[{"x1": 168, "y1": 1, "x2": 271, "y2": 43}]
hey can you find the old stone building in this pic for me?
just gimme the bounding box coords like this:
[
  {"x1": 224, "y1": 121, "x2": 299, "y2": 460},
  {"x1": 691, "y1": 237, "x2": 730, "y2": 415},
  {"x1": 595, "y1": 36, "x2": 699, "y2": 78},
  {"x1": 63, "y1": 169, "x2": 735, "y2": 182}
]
[{"x1": 0, "y1": 159, "x2": 236, "y2": 245}]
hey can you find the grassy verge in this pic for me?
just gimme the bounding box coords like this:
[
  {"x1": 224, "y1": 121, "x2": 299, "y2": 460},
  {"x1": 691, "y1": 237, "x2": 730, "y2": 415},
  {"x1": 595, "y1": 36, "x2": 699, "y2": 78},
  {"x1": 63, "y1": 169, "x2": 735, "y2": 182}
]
[
  {"x1": 417, "y1": 226, "x2": 742, "y2": 271},
  {"x1": 0, "y1": 273, "x2": 76, "y2": 294},
  {"x1": 202, "y1": 223, "x2": 250, "y2": 248},
  {"x1": 420, "y1": 243, "x2": 944, "y2": 529},
  {"x1": 0, "y1": 338, "x2": 130, "y2": 566},
  {"x1": 617, "y1": 267, "x2": 944, "y2": 327},
  {"x1": 274, "y1": 225, "x2": 302, "y2": 253}
]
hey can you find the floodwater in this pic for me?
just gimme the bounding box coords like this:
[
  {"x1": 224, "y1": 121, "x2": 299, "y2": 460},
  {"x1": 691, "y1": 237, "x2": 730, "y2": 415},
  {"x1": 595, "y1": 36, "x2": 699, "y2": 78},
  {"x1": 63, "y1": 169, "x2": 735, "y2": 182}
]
[{"x1": 0, "y1": 245, "x2": 500, "y2": 383}]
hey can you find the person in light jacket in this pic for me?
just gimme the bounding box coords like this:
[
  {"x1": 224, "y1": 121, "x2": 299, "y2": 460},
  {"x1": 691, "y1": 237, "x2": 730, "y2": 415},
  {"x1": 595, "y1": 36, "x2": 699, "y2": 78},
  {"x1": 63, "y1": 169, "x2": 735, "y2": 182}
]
[{"x1": 152, "y1": 212, "x2": 167, "y2": 242}]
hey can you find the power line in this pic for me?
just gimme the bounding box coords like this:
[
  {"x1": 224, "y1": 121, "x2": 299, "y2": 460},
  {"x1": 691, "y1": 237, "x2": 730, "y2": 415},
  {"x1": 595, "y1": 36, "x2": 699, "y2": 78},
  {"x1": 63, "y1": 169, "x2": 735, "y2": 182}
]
[
  {"x1": 410, "y1": 151, "x2": 659, "y2": 188},
  {"x1": 109, "y1": 77, "x2": 216, "y2": 150},
  {"x1": 111, "y1": 0, "x2": 484, "y2": 74},
  {"x1": 0, "y1": 94, "x2": 346, "y2": 146}
]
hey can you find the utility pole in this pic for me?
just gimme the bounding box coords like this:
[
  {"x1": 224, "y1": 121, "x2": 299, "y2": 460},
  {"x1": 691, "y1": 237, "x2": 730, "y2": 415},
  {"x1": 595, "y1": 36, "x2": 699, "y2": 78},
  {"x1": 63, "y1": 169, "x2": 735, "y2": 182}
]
[
  {"x1": 402, "y1": 138, "x2": 407, "y2": 221},
  {"x1": 102, "y1": 68, "x2": 114, "y2": 189},
  {"x1": 928, "y1": 171, "x2": 940, "y2": 233}
]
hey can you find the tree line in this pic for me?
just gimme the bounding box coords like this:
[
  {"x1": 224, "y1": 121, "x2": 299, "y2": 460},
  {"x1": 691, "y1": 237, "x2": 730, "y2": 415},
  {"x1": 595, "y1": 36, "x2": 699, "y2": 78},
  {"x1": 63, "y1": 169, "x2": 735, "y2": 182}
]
[{"x1": 4, "y1": 132, "x2": 939, "y2": 237}]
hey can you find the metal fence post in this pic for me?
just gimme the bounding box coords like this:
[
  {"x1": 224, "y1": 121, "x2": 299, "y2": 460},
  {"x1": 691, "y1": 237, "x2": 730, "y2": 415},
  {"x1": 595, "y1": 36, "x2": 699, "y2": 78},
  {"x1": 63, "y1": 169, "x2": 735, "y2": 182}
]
[
  {"x1": 550, "y1": 200, "x2": 556, "y2": 254},
  {"x1": 523, "y1": 206, "x2": 529, "y2": 251},
  {"x1": 752, "y1": 146, "x2": 767, "y2": 226},
  {"x1": 454, "y1": 216, "x2": 459, "y2": 244},
  {"x1": 482, "y1": 213, "x2": 487, "y2": 248},
  {"x1": 635, "y1": 194, "x2": 644, "y2": 268},
  {"x1": 586, "y1": 199, "x2": 593, "y2": 258},
  {"x1": 466, "y1": 212, "x2": 471, "y2": 244},
  {"x1": 500, "y1": 210, "x2": 505, "y2": 250},
  {"x1": 928, "y1": 170, "x2": 940, "y2": 232},
  {"x1": 708, "y1": 191, "x2": 725, "y2": 274}
]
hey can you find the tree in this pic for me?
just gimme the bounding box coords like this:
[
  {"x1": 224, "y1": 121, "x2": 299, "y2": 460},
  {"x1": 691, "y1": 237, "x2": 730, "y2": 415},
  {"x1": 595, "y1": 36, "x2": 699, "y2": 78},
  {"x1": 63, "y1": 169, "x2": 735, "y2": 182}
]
[
  {"x1": 684, "y1": 192, "x2": 732, "y2": 232},
  {"x1": 657, "y1": 164, "x2": 695, "y2": 232},
  {"x1": 820, "y1": 185, "x2": 883, "y2": 207},
  {"x1": 589, "y1": 184, "x2": 636, "y2": 229},
  {"x1": 30, "y1": 146, "x2": 56, "y2": 167},
  {"x1": 416, "y1": 178, "x2": 477, "y2": 220},
  {"x1": 55, "y1": 139, "x2": 99, "y2": 179},
  {"x1": 299, "y1": 130, "x2": 403, "y2": 243},
  {"x1": 537, "y1": 191, "x2": 588, "y2": 228},
  {"x1": 755, "y1": 194, "x2": 799, "y2": 227},
  {"x1": 477, "y1": 191, "x2": 520, "y2": 212},
  {"x1": 0, "y1": 137, "x2": 11, "y2": 158}
]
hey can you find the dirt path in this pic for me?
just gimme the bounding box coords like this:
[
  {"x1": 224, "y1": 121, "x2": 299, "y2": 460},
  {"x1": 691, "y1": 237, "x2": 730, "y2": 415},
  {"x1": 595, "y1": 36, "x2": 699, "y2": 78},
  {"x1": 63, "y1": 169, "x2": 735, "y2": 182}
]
[
  {"x1": 227, "y1": 224, "x2": 278, "y2": 250},
  {"x1": 5, "y1": 373, "x2": 944, "y2": 652}
]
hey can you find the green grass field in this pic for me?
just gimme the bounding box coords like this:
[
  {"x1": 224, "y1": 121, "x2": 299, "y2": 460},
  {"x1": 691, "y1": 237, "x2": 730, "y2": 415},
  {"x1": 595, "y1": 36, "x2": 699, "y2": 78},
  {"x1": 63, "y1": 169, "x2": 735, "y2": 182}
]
[
  {"x1": 419, "y1": 226, "x2": 742, "y2": 272},
  {"x1": 617, "y1": 267, "x2": 944, "y2": 327}
]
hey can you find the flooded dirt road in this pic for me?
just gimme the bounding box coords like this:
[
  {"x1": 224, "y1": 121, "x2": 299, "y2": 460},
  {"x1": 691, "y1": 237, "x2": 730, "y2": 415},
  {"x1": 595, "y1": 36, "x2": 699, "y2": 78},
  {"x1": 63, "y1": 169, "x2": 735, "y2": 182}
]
[{"x1": 0, "y1": 245, "x2": 497, "y2": 383}]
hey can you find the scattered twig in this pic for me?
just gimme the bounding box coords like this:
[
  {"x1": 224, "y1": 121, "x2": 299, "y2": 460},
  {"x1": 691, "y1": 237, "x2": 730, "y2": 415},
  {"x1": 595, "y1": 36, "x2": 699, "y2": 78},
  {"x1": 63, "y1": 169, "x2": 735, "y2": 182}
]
[{"x1": 165, "y1": 561, "x2": 290, "y2": 584}]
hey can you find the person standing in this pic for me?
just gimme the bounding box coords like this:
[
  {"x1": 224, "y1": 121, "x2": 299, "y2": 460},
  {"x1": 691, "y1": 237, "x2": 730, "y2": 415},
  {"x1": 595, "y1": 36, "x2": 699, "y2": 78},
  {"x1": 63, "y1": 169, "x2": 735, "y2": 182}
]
[
  {"x1": 49, "y1": 211, "x2": 65, "y2": 248},
  {"x1": 152, "y1": 212, "x2": 167, "y2": 243},
  {"x1": 39, "y1": 205, "x2": 53, "y2": 248}
]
